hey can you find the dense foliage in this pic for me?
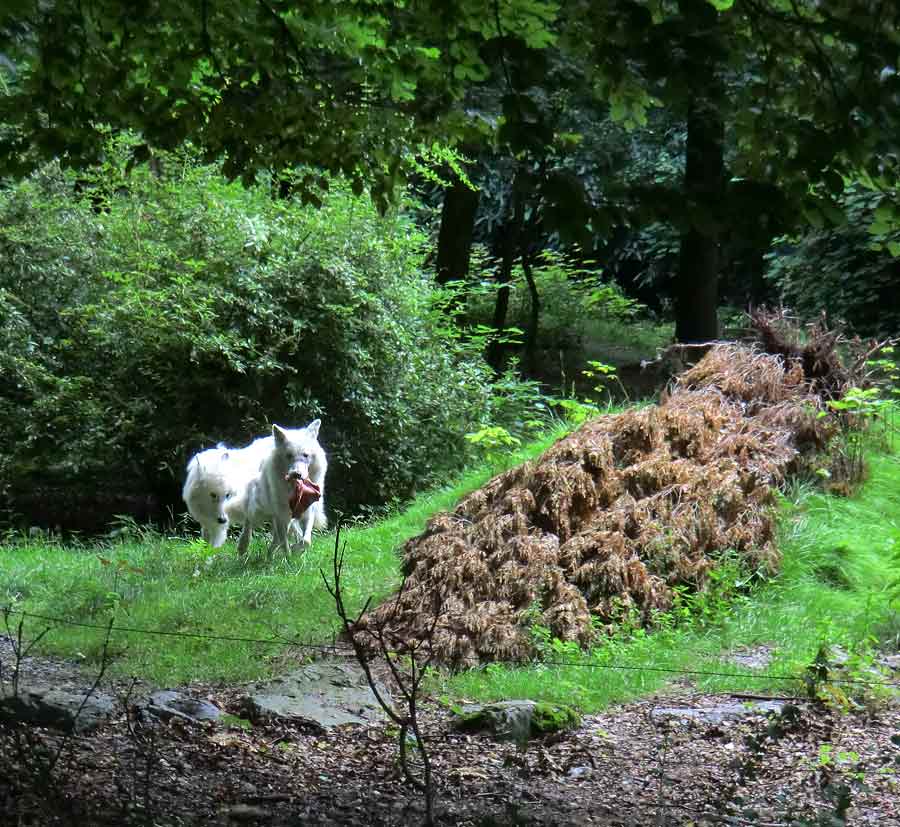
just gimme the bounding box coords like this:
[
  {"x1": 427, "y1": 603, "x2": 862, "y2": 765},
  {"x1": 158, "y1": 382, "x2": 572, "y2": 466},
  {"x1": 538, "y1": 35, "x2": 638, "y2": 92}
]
[
  {"x1": 765, "y1": 186, "x2": 900, "y2": 337},
  {"x1": 0, "y1": 149, "x2": 542, "y2": 520},
  {"x1": 0, "y1": 0, "x2": 559, "y2": 206},
  {"x1": 460, "y1": 249, "x2": 648, "y2": 355},
  {"x1": 1, "y1": 0, "x2": 899, "y2": 529}
]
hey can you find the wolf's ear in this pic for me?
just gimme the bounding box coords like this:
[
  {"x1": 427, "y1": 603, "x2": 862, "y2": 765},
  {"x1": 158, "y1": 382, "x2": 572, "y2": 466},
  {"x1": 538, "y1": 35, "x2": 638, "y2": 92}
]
[
  {"x1": 272, "y1": 424, "x2": 288, "y2": 444},
  {"x1": 306, "y1": 419, "x2": 321, "y2": 438}
]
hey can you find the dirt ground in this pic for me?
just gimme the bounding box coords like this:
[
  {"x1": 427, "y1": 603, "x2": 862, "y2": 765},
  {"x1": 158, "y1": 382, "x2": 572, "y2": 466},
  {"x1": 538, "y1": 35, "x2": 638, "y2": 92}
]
[{"x1": 2, "y1": 639, "x2": 899, "y2": 827}]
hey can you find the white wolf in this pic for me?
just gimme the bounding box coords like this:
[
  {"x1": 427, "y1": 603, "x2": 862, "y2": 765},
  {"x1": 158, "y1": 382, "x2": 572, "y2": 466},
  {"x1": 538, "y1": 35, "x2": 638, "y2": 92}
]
[
  {"x1": 238, "y1": 420, "x2": 328, "y2": 556},
  {"x1": 182, "y1": 436, "x2": 273, "y2": 548}
]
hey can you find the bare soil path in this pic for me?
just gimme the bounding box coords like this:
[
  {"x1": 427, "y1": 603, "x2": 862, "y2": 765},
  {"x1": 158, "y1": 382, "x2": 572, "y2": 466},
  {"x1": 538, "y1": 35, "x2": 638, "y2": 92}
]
[{"x1": 2, "y1": 638, "x2": 899, "y2": 826}]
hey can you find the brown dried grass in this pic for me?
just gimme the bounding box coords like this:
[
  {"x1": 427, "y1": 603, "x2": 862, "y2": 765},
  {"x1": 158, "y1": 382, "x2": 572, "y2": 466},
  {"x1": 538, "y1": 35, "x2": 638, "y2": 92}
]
[{"x1": 359, "y1": 342, "x2": 837, "y2": 667}]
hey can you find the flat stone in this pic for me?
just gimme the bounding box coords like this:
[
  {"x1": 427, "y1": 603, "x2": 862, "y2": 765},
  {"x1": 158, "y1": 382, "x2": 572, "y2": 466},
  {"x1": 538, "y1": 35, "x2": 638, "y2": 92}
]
[
  {"x1": 651, "y1": 699, "x2": 786, "y2": 725},
  {"x1": 222, "y1": 804, "x2": 271, "y2": 822},
  {"x1": 879, "y1": 654, "x2": 900, "y2": 670},
  {"x1": 240, "y1": 659, "x2": 390, "y2": 728},
  {"x1": 727, "y1": 645, "x2": 775, "y2": 670},
  {"x1": 454, "y1": 700, "x2": 537, "y2": 746},
  {"x1": 147, "y1": 690, "x2": 221, "y2": 722},
  {"x1": 0, "y1": 685, "x2": 115, "y2": 732},
  {"x1": 452, "y1": 700, "x2": 581, "y2": 746}
]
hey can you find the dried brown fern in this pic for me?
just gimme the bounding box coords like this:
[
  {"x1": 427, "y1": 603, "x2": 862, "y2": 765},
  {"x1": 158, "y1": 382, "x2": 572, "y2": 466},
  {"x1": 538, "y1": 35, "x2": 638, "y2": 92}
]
[{"x1": 357, "y1": 343, "x2": 837, "y2": 667}]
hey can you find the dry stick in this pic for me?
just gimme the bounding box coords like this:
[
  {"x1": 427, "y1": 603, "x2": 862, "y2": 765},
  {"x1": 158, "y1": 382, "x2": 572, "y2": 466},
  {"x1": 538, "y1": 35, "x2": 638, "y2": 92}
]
[
  {"x1": 321, "y1": 522, "x2": 437, "y2": 826},
  {"x1": 119, "y1": 669, "x2": 161, "y2": 824},
  {"x1": 121, "y1": 677, "x2": 142, "y2": 807},
  {"x1": 393, "y1": 613, "x2": 439, "y2": 810},
  {"x1": 3, "y1": 607, "x2": 54, "y2": 697},
  {"x1": 3, "y1": 608, "x2": 57, "y2": 790},
  {"x1": 46, "y1": 613, "x2": 116, "y2": 779},
  {"x1": 143, "y1": 724, "x2": 158, "y2": 827}
]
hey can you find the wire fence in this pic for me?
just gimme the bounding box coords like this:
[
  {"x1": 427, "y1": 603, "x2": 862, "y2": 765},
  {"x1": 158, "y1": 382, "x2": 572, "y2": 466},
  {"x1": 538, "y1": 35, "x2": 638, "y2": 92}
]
[
  {"x1": 2, "y1": 603, "x2": 898, "y2": 827},
  {"x1": 2, "y1": 604, "x2": 898, "y2": 691}
]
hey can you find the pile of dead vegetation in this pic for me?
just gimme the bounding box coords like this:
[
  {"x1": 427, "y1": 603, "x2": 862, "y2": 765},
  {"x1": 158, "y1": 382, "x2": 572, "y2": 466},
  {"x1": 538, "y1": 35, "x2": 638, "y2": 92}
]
[{"x1": 359, "y1": 316, "x2": 864, "y2": 667}]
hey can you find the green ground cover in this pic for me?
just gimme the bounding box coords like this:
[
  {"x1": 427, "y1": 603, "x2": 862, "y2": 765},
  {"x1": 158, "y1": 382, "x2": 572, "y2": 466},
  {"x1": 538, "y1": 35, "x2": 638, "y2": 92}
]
[{"x1": 2, "y1": 423, "x2": 897, "y2": 713}]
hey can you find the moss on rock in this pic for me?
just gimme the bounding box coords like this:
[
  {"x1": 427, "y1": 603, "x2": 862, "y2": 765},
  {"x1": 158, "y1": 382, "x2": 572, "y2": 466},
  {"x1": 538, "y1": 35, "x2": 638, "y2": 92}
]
[{"x1": 531, "y1": 702, "x2": 581, "y2": 734}]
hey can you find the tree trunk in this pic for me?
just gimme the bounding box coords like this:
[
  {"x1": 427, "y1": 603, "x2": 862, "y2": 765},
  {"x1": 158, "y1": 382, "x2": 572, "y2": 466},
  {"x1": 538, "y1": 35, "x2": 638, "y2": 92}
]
[
  {"x1": 674, "y1": 2, "x2": 726, "y2": 343},
  {"x1": 435, "y1": 178, "x2": 480, "y2": 287},
  {"x1": 487, "y1": 175, "x2": 526, "y2": 372},
  {"x1": 676, "y1": 220, "x2": 720, "y2": 342},
  {"x1": 522, "y1": 253, "x2": 541, "y2": 376}
]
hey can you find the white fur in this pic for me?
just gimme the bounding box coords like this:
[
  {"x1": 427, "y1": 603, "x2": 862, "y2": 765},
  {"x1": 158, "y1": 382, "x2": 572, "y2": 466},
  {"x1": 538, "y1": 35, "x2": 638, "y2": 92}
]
[
  {"x1": 182, "y1": 436, "x2": 274, "y2": 548},
  {"x1": 238, "y1": 420, "x2": 328, "y2": 556}
]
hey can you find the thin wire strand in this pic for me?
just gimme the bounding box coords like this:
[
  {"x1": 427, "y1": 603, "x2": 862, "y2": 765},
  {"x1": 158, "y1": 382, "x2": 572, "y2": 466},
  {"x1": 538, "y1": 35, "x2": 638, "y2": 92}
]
[{"x1": 3, "y1": 605, "x2": 898, "y2": 689}]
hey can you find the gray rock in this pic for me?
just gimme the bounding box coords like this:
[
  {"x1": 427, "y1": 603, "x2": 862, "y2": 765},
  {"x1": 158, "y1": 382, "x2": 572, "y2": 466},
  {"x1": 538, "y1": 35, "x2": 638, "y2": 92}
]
[
  {"x1": 0, "y1": 685, "x2": 115, "y2": 732},
  {"x1": 452, "y1": 700, "x2": 581, "y2": 746},
  {"x1": 879, "y1": 653, "x2": 900, "y2": 670},
  {"x1": 828, "y1": 645, "x2": 850, "y2": 665},
  {"x1": 241, "y1": 659, "x2": 390, "y2": 728},
  {"x1": 728, "y1": 645, "x2": 775, "y2": 671},
  {"x1": 651, "y1": 699, "x2": 786, "y2": 725},
  {"x1": 147, "y1": 690, "x2": 221, "y2": 722},
  {"x1": 222, "y1": 803, "x2": 271, "y2": 822}
]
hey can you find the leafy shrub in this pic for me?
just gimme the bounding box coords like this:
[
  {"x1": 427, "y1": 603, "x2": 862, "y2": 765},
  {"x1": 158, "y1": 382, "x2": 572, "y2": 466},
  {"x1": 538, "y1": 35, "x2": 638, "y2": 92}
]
[
  {"x1": 0, "y1": 147, "x2": 533, "y2": 522},
  {"x1": 764, "y1": 186, "x2": 900, "y2": 337}
]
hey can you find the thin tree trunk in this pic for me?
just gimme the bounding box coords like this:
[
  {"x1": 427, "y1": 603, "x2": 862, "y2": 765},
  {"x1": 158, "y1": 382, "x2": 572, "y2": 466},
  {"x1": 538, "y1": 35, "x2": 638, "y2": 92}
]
[
  {"x1": 487, "y1": 175, "x2": 526, "y2": 372},
  {"x1": 522, "y1": 253, "x2": 540, "y2": 376},
  {"x1": 435, "y1": 178, "x2": 479, "y2": 287},
  {"x1": 745, "y1": 244, "x2": 770, "y2": 307}
]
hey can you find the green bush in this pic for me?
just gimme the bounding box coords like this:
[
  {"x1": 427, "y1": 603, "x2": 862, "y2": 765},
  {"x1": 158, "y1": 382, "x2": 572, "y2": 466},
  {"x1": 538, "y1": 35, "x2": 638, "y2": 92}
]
[
  {"x1": 765, "y1": 186, "x2": 900, "y2": 337},
  {"x1": 0, "y1": 147, "x2": 532, "y2": 520}
]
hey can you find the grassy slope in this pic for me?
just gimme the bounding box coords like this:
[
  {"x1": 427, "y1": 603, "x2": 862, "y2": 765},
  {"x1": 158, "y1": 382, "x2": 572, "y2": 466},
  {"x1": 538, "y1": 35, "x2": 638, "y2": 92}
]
[
  {"x1": 0, "y1": 426, "x2": 570, "y2": 685},
  {"x1": 2, "y1": 424, "x2": 898, "y2": 710}
]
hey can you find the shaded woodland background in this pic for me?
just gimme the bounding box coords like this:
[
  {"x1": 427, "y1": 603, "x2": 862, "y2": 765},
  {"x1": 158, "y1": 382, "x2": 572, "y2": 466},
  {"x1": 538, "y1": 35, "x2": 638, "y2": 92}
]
[{"x1": 1, "y1": 0, "x2": 899, "y2": 532}]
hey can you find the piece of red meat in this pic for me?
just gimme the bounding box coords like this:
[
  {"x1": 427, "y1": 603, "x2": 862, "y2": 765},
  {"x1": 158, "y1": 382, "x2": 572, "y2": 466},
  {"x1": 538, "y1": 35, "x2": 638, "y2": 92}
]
[{"x1": 287, "y1": 478, "x2": 321, "y2": 518}]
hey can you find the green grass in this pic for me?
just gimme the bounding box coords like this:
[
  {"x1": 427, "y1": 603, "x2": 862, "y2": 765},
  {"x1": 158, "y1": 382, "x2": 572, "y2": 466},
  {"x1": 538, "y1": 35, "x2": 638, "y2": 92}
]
[
  {"x1": 0, "y1": 424, "x2": 571, "y2": 684},
  {"x1": 3, "y1": 423, "x2": 899, "y2": 714},
  {"x1": 440, "y1": 450, "x2": 900, "y2": 711},
  {"x1": 582, "y1": 316, "x2": 674, "y2": 358}
]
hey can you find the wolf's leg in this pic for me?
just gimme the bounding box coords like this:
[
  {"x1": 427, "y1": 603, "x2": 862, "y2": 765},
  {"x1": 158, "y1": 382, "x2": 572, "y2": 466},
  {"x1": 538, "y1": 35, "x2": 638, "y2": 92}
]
[
  {"x1": 266, "y1": 525, "x2": 279, "y2": 558},
  {"x1": 268, "y1": 517, "x2": 287, "y2": 557},
  {"x1": 313, "y1": 498, "x2": 327, "y2": 531},
  {"x1": 299, "y1": 508, "x2": 314, "y2": 547},
  {"x1": 237, "y1": 522, "x2": 252, "y2": 556}
]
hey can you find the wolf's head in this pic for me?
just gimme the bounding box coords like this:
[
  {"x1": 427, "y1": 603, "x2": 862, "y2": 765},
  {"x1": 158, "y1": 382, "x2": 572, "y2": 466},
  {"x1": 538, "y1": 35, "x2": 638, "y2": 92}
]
[
  {"x1": 271, "y1": 420, "x2": 322, "y2": 483},
  {"x1": 183, "y1": 447, "x2": 237, "y2": 546}
]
